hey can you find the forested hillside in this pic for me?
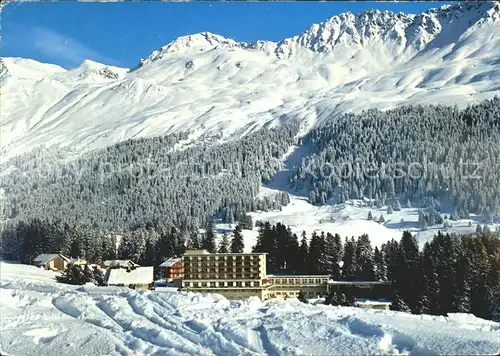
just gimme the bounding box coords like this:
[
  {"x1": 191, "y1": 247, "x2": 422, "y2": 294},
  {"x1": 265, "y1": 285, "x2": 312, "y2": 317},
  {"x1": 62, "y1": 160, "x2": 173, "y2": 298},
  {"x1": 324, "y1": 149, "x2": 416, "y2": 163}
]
[
  {"x1": 291, "y1": 97, "x2": 500, "y2": 220},
  {"x1": 1, "y1": 99, "x2": 500, "y2": 260},
  {"x1": 0, "y1": 125, "x2": 296, "y2": 259}
]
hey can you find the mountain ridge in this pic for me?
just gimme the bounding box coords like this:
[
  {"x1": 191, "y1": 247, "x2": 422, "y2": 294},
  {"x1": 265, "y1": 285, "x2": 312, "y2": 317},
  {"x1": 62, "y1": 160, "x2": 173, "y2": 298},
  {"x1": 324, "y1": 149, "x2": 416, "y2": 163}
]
[
  {"x1": 137, "y1": 1, "x2": 499, "y2": 63},
  {"x1": 1, "y1": 1, "x2": 500, "y2": 160}
]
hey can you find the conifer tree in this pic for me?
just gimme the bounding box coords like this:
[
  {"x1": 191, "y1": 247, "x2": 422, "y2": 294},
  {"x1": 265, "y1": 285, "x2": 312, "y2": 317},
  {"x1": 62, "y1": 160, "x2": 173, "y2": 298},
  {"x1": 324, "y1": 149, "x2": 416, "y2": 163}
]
[
  {"x1": 307, "y1": 232, "x2": 327, "y2": 274},
  {"x1": 286, "y1": 232, "x2": 301, "y2": 273},
  {"x1": 489, "y1": 287, "x2": 500, "y2": 322},
  {"x1": 252, "y1": 222, "x2": 277, "y2": 272},
  {"x1": 374, "y1": 246, "x2": 387, "y2": 281},
  {"x1": 238, "y1": 213, "x2": 254, "y2": 230},
  {"x1": 398, "y1": 231, "x2": 421, "y2": 312},
  {"x1": 297, "y1": 231, "x2": 309, "y2": 274},
  {"x1": 342, "y1": 237, "x2": 358, "y2": 281},
  {"x1": 188, "y1": 231, "x2": 201, "y2": 249},
  {"x1": 325, "y1": 233, "x2": 342, "y2": 279},
  {"x1": 230, "y1": 224, "x2": 244, "y2": 253},
  {"x1": 218, "y1": 234, "x2": 229, "y2": 253},
  {"x1": 390, "y1": 293, "x2": 411, "y2": 313},
  {"x1": 201, "y1": 220, "x2": 216, "y2": 253},
  {"x1": 356, "y1": 234, "x2": 375, "y2": 281}
]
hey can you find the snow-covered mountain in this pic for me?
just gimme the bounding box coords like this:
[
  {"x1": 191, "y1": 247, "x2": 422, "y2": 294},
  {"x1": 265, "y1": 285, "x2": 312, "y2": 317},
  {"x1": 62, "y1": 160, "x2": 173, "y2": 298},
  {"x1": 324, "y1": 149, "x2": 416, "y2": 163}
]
[{"x1": 2, "y1": 1, "x2": 500, "y2": 159}]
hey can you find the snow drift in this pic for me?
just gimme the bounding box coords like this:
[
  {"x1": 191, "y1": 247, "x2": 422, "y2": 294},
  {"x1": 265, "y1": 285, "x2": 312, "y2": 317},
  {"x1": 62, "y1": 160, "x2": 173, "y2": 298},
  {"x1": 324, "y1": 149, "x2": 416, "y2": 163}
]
[{"x1": 1, "y1": 262, "x2": 499, "y2": 356}]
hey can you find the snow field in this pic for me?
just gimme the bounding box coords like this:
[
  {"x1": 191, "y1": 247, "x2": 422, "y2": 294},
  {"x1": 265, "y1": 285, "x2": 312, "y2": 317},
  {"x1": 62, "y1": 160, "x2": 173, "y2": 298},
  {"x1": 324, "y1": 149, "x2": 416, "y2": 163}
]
[{"x1": 1, "y1": 262, "x2": 499, "y2": 356}]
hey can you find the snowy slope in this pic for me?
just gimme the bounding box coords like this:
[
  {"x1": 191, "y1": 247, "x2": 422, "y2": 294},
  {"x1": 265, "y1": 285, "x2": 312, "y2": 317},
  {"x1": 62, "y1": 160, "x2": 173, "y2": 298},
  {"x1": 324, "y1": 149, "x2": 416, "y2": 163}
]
[
  {"x1": 1, "y1": 262, "x2": 499, "y2": 356},
  {"x1": 214, "y1": 190, "x2": 497, "y2": 253},
  {"x1": 2, "y1": 2, "x2": 500, "y2": 159}
]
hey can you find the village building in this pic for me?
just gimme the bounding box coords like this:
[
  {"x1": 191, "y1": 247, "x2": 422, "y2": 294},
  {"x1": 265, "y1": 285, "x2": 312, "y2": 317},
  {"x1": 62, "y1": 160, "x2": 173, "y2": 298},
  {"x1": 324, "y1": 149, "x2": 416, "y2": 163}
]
[
  {"x1": 181, "y1": 249, "x2": 269, "y2": 300},
  {"x1": 67, "y1": 257, "x2": 87, "y2": 267},
  {"x1": 179, "y1": 250, "x2": 393, "y2": 307},
  {"x1": 158, "y1": 257, "x2": 183, "y2": 280},
  {"x1": 102, "y1": 259, "x2": 140, "y2": 269},
  {"x1": 266, "y1": 274, "x2": 330, "y2": 299},
  {"x1": 32, "y1": 253, "x2": 69, "y2": 271},
  {"x1": 180, "y1": 250, "x2": 331, "y2": 301},
  {"x1": 104, "y1": 266, "x2": 154, "y2": 290}
]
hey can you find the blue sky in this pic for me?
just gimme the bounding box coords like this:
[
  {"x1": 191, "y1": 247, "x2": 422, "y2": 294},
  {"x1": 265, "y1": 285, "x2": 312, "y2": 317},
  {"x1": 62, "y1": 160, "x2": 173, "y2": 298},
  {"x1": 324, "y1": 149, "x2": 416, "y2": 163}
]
[{"x1": 2, "y1": 1, "x2": 454, "y2": 69}]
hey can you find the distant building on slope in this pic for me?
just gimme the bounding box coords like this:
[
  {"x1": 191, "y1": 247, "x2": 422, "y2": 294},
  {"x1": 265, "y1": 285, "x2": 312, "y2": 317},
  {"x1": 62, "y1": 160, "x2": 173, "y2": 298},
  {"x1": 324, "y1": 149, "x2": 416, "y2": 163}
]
[
  {"x1": 32, "y1": 253, "x2": 69, "y2": 271},
  {"x1": 104, "y1": 266, "x2": 154, "y2": 290}
]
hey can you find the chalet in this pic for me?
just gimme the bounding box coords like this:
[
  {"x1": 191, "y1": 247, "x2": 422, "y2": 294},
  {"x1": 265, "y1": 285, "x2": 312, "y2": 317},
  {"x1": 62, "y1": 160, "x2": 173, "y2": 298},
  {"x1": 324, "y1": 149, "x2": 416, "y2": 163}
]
[
  {"x1": 67, "y1": 257, "x2": 87, "y2": 267},
  {"x1": 104, "y1": 266, "x2": 154, "y2": 290},
  {"x1": 32, "y1": 253, "x2": 69, "y2": 271},
  {"x1": 158, "y1": 257, "x2": 183, "y2": 280},
  {"x1": 102, "y1": 260, "x2": 140, "y2": 269}
]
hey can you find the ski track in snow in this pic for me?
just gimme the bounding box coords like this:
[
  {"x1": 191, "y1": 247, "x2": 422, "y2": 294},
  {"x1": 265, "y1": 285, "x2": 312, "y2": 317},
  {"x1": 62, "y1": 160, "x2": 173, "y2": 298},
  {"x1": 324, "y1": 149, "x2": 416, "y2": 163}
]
[{"x1": 1, "y1": 262, "x2": 499, "y2": 356}]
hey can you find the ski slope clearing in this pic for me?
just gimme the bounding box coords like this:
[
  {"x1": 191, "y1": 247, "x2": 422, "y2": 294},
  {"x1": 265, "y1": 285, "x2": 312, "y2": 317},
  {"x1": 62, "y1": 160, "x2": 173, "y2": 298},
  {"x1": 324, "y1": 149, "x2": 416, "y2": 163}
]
[
  {"x1": 1, "y1": 262, "x2": 499, "y2": 356},
  {"x1": 244, "y1": 191, "x2": 496, "y2": 250},
  {"x1": 2, "y1": 2, "x2": 500, "y2": 159},
  {"x1": 224, "y1": 144, "x2": 498, "y2": 251}
]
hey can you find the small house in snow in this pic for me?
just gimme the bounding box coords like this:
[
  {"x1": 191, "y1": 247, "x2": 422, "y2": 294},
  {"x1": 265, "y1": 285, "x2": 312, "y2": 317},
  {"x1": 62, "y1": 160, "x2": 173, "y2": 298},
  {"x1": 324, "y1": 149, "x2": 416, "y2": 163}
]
[
  {"x1": 158, "y1": 257, "x2": 183, "y2": 280},
  {"x1": 102, "y1": 259, "x2": 140, "y2": 269},
  {"x1": 104, "y1": 266, "x2": 154, "y2": 290},
  {"x1": 68, "y1": 257, "x2": 87, "y2": 267},
  {"x1": 32, "y1": 253, "x2": 69, "y2": 271}
]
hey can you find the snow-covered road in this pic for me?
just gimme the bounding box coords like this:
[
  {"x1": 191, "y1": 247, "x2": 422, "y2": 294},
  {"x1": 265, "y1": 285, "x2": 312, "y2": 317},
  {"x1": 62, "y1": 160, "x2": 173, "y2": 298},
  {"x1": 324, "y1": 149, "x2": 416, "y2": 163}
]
[{"x1": 1, "y1": 262, "x2": 499, "y2": 355}]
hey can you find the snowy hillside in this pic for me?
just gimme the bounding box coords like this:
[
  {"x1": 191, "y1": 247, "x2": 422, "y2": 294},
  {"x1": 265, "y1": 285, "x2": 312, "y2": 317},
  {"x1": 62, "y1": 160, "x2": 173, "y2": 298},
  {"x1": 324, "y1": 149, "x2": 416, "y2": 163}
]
[
  {"x1": 1, "y1": 262, "x2": 499, "y2": 356},
  {"x1": 2, "y1": 1, "x2": 500, "y2": 159},
  {"x1": 216, "y1": 189, "x2": 497, "y2": 253}
]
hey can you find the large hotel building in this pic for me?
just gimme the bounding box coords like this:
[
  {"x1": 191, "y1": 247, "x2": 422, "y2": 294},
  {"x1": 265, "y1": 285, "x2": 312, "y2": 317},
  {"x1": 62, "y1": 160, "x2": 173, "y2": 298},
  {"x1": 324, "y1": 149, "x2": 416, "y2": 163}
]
[{"x1": 181, "y1": 249, "x2": 330, "y2": 300}]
